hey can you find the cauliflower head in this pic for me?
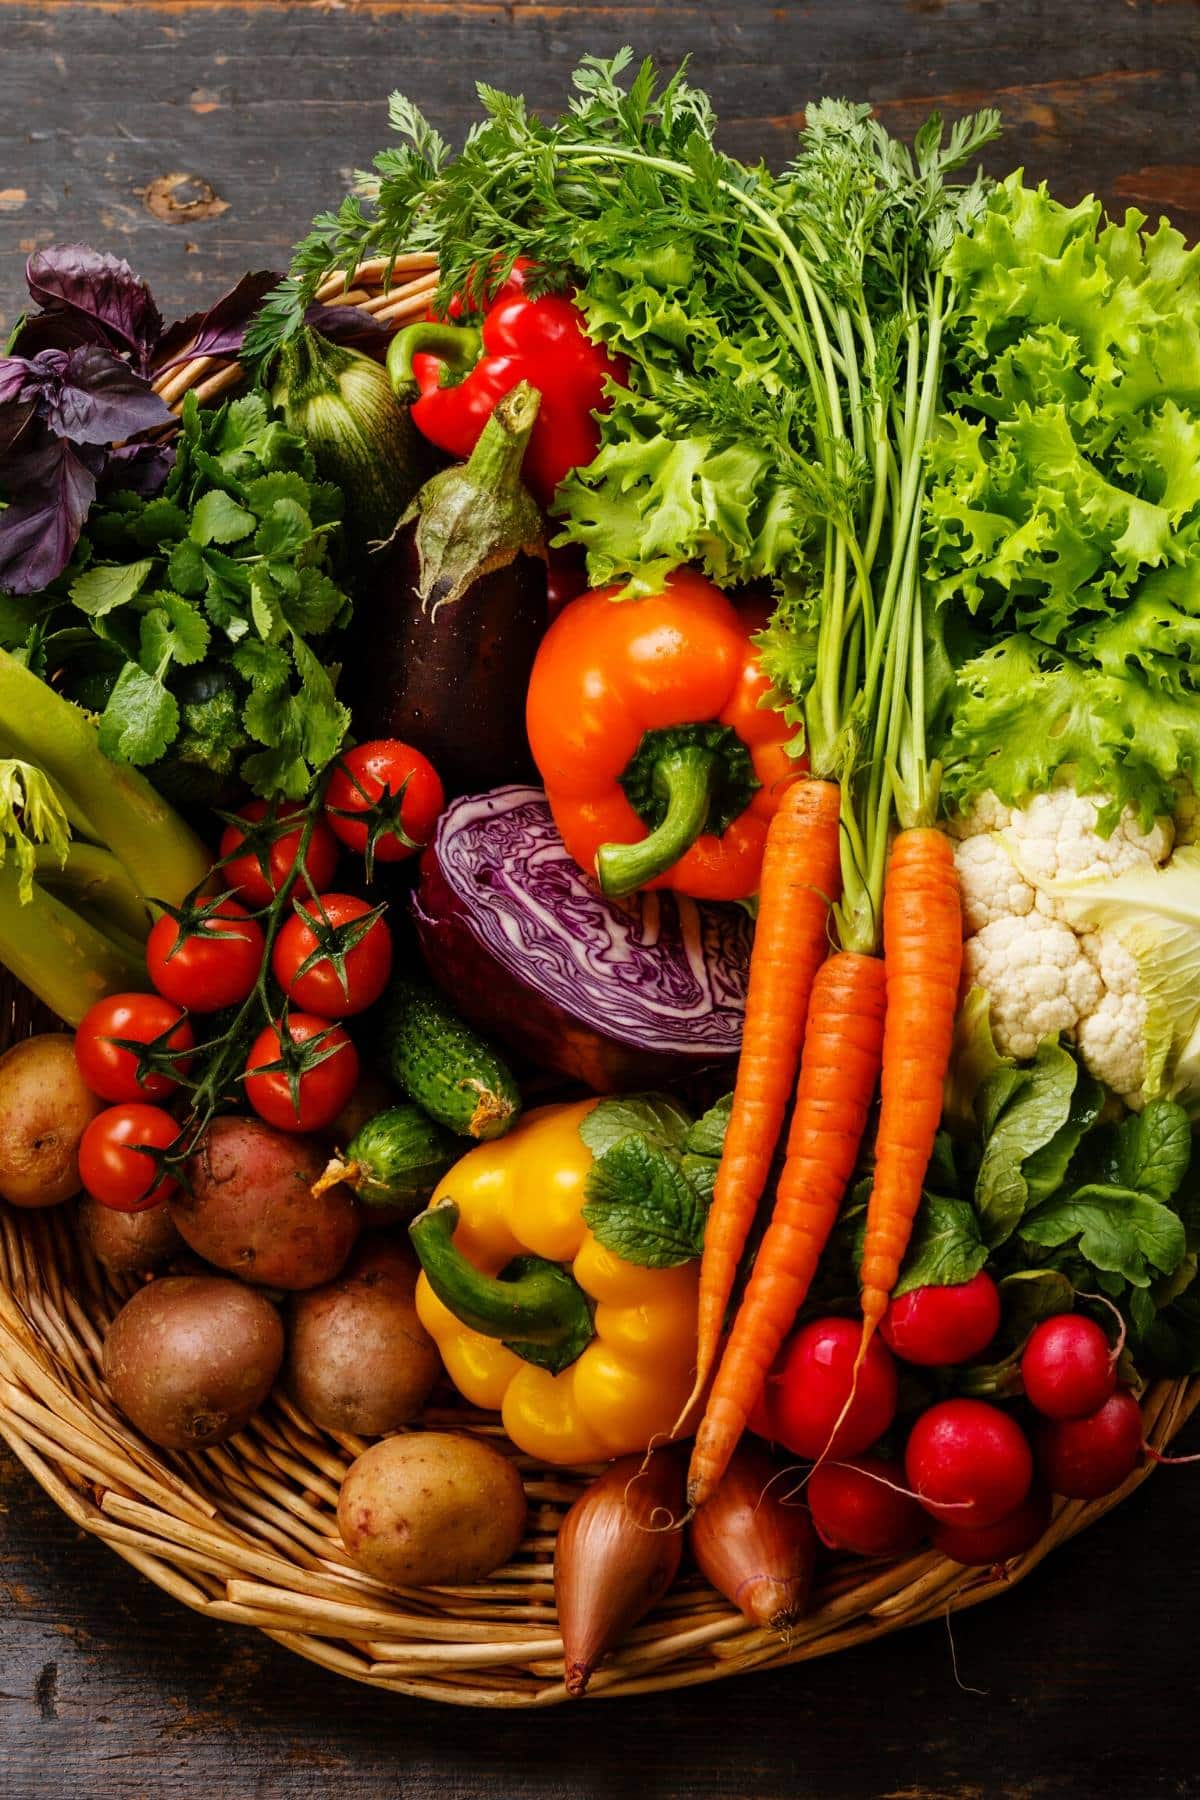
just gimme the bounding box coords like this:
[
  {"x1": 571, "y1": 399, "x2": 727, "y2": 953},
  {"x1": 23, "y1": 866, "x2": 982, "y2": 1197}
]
[{"x1": 954, "y1": 787, "x2": 1181, "y2": 1106}]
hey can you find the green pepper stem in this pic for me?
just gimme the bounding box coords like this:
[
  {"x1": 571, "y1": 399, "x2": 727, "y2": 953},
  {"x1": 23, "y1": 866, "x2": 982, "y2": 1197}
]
[
  {"x1": 409, "y1": 1199, "x2": 595, "y2": 1363},
  {"x1": 387, "y1": 319, "x2": 483, "y2": 395},
  {"x1": 596, "y1": 746, "x2": 717, "y2": 897}
]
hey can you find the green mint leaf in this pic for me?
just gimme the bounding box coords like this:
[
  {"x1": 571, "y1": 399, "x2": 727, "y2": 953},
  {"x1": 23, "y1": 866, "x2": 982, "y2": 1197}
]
[
  {"x1": 684, "y1": 1093, "x2": 733, "y2": 1160},
  {"x1": 190, "y1": 489, "x2": 256, "y2": 547},
  {"x1": 97, "y1": 663, "x2": 179, "y2": 765},
  {"x1": 1114, "y1": 1098, "x2": 1193, "y2": 1201},
  {"x1": 893, "y1": 1193, "x2": 989, "y2": 1297},
  {"x1": 582, "y1": 1136, "x2": 705, "y2": 1267},
  {"x1": 1020, "y1": 1182, "x2": 1188, "y2": 1288},
  {"x1": 579, "y1": 1094, "x2": 691, "y2": 1160},
  {"x1": 975, "y1": 1039, "x2": 1078, "y2": 1245},
  {"x1": 69, "y1": 560, "x2": 154, "y2": 618}
]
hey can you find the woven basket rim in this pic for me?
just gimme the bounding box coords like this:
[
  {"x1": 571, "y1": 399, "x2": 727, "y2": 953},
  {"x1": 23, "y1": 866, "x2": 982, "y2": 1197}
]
[{"x1": 0, "y1": 262, "x2": 1196, "y2": 1707}]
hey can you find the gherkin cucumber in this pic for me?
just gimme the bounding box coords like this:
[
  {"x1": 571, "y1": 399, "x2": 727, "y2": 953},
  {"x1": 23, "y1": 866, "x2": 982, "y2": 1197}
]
[
  {"x1": 383, "y1": 977, "x2": 521, "y2": 1140},
  {"x1": 317, "y1": 1103, "x2": 460, "y2": 1212}
]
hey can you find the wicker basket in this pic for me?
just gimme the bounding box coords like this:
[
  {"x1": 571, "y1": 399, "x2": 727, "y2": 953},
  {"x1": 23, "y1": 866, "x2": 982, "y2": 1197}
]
[{"x1": 0, "y1": 259, "x2": 1196, "y2": 1708}]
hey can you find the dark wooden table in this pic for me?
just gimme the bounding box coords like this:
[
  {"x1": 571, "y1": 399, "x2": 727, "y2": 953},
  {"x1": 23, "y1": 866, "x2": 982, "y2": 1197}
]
[{"x1": 2, "y1": 3, "x2": 1199, "y2": 1794}]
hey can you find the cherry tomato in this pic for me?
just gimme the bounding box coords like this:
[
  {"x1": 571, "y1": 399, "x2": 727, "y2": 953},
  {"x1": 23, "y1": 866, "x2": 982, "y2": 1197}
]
[
  {"x1": 75, "y1": 993, "x2": 195, "y2": 1103},
  {"x1": 218, "y1": 799, "x2": 339, "y2": 909},
  {"x1": 324, "y1": 741, "x2": 444, "y2": 867},
  {"x1": 271, "y1": 893, "x2": 393, "y2": 1019},
  {"x1": 881, "y1": 1271, "x2": 1002, "y2": 1367},
  {"x1": 147, "y1": 900, "x2": 265, "y2": 1012},
  {"x1": 78, "y1": 1103, "x2": 180, "y2": 1212},
  {"x1": 243, "y1": 1013, "x2": 359, "y2": 1133}
]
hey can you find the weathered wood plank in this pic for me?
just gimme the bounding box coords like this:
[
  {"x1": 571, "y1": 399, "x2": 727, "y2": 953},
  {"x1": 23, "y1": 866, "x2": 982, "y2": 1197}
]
[{"x1": 2, "y1": 0, "x2": 1197, "y2": 332}]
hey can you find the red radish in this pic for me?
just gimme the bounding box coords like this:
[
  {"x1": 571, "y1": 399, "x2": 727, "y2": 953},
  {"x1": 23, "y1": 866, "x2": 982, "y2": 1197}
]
[
  {"x1": 765, "y1": 1318, "x2": 898, "y2": 1462},
  {"x1": 807, "y1": 1456, "x2": 927, "y2": 1557},
  {"x1": 1020, "y1": 1313, "x2": 1117, "y2": 1421},
  {"x1": 1035, "y1": 1387, "x2": 1143, "y2": 1499},
  {"x1": 905, "y1": 1399, "x2": 1033, "y2": 1526},
  {"x1": 932, "y1": 1484, "x2": 1052, "y2": 1566},
  {"x1": 880, "y1": 1271, "x2": 1001, "y2": 1367}
]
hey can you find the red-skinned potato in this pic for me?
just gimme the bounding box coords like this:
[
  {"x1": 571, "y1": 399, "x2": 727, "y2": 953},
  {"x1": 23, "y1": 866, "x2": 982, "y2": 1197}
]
[
  {"x1": 0, "y1": 1034, "x2": 104, "y2": 1207},
  {"x1": 79, "y1": 1194, "x2": 183, "y2": 1277},
  {"x1": 286, "y1": 1237, "x2": 440, "y2": 1435},
  {"x1": 173, "y1": 1115, "x2": 360, "y2": 1290},
  {"x1": 103, "y1": 1275, "x2": 284, "y2": 1449}
]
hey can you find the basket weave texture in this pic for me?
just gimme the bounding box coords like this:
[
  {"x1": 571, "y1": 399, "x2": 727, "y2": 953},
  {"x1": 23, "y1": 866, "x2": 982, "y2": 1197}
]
[{"x1": 0, "y1": 259, "x2": 1196, "y2": 1708}]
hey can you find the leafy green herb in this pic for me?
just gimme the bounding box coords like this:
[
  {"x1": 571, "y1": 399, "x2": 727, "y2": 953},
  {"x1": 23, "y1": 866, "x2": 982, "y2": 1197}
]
[
  {"x1": 582, "y1": 1134, "x2": 707, "y2": 1268},
  {"x1": 579, "y1": 1093, "x2": 691, "y2": 1160},
  {"x1": 1019, "y1": 1183, "x2": 1187, "y2": 1288},
  {"x1": 579, "y1": 1090, "x2": 729, "y2": 1267},
  {"x1": 4, "y1": 392, "x2": 352, "y2": 800}
]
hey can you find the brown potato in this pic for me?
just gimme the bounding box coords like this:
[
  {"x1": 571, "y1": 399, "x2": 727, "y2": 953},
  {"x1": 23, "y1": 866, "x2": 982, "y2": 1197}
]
[
  {"x1": 287, "y1": 1238, "x2": 440, "y2": 1436},
  {"x1": 103, "y1": 1275, "x2": 284, "y2": 1450},
  {"x1": 173, "y1": 1115, "x2": 360, "y2": 1290},
  {"x1": 0, "y1": 1034, "x2": 104, "y2": 1208},
  {"x1": 338, "y1": 1432, "x2": 527, "y2": 1588},
  {"x1": 79, "y1": 1195, "x2": 183, "y2": 1277}
]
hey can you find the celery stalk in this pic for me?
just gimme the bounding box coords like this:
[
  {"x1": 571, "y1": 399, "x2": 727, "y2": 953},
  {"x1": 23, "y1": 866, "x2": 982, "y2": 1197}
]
[
  {"x1": 0, "y1": 868, "x2": 150, "y2": 1024},
  {"x1": 0, "y1": 648, "x2": 209, "y2": 908},
  {"x1": 35, "y1": 842, "x2": 155, "y2": 945}
]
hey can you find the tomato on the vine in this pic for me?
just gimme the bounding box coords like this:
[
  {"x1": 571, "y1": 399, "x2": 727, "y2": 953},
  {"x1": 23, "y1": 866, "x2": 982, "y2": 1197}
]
[
  {"x1": 243, "y1": 1013, "x2": 359, "y2": 1133},
  {"x1": 271, "y1": 893, "x2": 393, "y2": 1019},
  {"x1": 147, "y1": 899, "x2": 265, "y2": 1012},
  {"x1": 78, "y1": 1103, "x2": 181, "y2": 1212},
  {"x1": 75, "y1": 994, "x2": 195, "y2": 1103},
  {"x1": 324, "y1": 741, "x2": 444, "y2": 874},
  {"x1": 218, "y1": 799, "x2": 339, "y2": 909}
]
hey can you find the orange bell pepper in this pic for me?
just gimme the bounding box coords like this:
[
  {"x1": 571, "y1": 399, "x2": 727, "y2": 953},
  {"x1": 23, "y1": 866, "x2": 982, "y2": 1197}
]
[{"x1": 525, "y1": 569, "x2": 795, "y2": 902}]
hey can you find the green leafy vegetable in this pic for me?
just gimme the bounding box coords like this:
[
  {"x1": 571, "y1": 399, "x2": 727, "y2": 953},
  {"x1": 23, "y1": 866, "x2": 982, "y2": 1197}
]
[
  {"x1": 3, "y1": 392, "x2": 352, "y2": 800},
  {"x1": 578, "y1": 1094, "x2": 690, "y2": 1160},
  {"x1": 1019, "y1": 1183, "x2": 1187, "y2": 1288},
  {"x1": 974, "y1": 1039, "x2": 1079, "y2": 1244},
  {"x1": 893, "y1": 1192, "x2": 988, "y2": 1297},
  {"x1": 927, "y1": 176, "x2": 1200, "y2": 821}
]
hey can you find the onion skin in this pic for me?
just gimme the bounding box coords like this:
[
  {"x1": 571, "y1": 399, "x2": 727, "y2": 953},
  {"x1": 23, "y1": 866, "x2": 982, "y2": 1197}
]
[
  {"x1": 688, "y1": 1439, "x2": 816, "y2": 1633},
  {"x1": 555, "y1": 1451, "x2": 685, "y2": 1698}
]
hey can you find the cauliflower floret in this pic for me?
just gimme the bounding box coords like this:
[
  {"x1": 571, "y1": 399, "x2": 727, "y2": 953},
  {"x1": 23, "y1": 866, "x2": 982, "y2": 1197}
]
[
  {"x1": 1076, "y1": 932, "x2": 1147, "y2": 1104},
  {"x1": 1005, "y1": 789, "x2": 1172, "y2": 890},
  {"x1": 963, "y1": 913, "x2": 1104, "y2": 1060},
  {"x1": 955, "y1": 834, "x2": 1036, "y2": 933},
  {"x1": 947, "y1": 793, "x2": 1014, "y2": 840}
]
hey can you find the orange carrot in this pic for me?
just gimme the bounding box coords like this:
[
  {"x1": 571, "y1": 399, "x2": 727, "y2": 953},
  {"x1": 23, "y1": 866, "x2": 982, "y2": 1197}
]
[
  {"x1": 858, "y1": 827, "x2": 963, "y2": 1335},
  {"x1": 677, "y1": 777, "x2": 842, "y2": 1433},
  {"x1": 687, "y1": 949, "x2": 887, "y2": 1508}
]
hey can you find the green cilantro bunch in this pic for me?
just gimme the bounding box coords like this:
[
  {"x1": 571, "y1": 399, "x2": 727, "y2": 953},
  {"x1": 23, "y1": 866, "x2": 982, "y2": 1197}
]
[{"x1": 14, "y1": 391, "x2": 352, "y2": 803}]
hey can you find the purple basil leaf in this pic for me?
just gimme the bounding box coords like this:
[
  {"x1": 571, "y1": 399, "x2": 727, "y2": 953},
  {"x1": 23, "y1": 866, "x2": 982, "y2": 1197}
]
[
  {"x1": 303, "y1": 303, "x2": 392, "y2": 362},
  {"x1": 0, "y1": 434, "x2": 97, "y2": 593},
  {"x1": 0, "y1": 399, "x2": 39, "y2": 460},
  {"x1": 156, "y1": 269, "x2": 283, "y2": 370},
  {"x1": 9, "y1": 310, "x2": 92, "y2": 358},
  {"x1": 38, "y1": 345, "x2": 172, "y2": 446},
  {"x1": 102, "y1": 436, "x2": 176, "y2": 497},
  {"x1": 26, "y1": 244, "x2": 164, "y2": 373}
]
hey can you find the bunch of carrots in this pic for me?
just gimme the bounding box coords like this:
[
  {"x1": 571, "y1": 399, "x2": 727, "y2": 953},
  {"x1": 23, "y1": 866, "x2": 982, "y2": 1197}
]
[{"x1": 683, "y1": 311, "x2": 965, "y2": 1510}]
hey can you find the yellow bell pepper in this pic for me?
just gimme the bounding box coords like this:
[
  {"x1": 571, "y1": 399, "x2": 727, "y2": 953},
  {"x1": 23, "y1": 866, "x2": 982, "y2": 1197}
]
[{"x1": 411, "y1": 1100, "x2": 698, "y2": 1465}]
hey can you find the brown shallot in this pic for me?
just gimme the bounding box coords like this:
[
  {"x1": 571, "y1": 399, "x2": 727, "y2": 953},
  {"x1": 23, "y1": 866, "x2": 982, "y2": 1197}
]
[
  {"x1": 688, "y1": 1440, "x2": 816, "y2": 1634},
  {"x1": 554, "y1": 1450, "x2": 685, "y2": 1698}
]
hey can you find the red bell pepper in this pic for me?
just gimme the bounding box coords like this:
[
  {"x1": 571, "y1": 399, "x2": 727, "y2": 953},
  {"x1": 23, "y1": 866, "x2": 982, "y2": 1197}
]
[{"x1": 386, "y1": 261, "x2": 626, "y2": 507}]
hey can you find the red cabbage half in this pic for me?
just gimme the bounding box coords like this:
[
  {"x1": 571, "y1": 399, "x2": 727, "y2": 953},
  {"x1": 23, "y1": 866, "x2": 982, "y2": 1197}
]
[{"x1": 412, "y1": 786, "x2": 752, "y2": 1092}]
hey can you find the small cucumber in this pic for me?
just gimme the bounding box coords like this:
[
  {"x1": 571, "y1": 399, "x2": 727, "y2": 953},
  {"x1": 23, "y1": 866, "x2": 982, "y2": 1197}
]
[
  {"x1": 383, "y1": 977, "x2": 522, "y2": 1140},
  {"x1": 317, "y1": 1103, "x2": 460, "y2": 1212}
]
